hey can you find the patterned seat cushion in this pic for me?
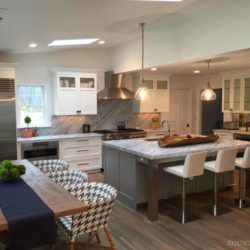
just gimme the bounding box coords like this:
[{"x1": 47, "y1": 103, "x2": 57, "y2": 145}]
[
  {"x1": 32, "y1": 159, "x2": 69, "y2": 174},
  {"x1": 47, "y1": 169, "x2": 89, "y2": 186},
  {"x1": 57, "y1": 182, "x2": 117, "y2": 241},
  {"x1": 57, "y1": 216, "x2": 73, "y2": 240}
]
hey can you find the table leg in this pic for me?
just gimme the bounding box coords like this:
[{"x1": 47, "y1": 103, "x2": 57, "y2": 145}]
[{"x1": 147, "y1": 160, "x2": 159, "y2": 221}]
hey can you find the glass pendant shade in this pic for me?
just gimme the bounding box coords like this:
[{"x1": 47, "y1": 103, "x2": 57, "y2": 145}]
[
  {"x1": 135, "y1": 84, "x2": 148, "y2": 100},
  {"x1": 200, "y1": 59, "x2": 216, "y2": 101},
  {"x1": 200, "y1": 82, "x2": 216, "y2": 101}
]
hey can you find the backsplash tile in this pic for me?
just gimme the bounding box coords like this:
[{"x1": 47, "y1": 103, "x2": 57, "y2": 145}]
[{"x1": 23, "y1": 100, "x2": 161, "y2": 136}]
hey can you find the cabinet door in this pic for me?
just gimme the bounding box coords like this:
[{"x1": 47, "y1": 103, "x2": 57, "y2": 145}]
[
  {"x1": 244, "y1": 77, "x2": 250, "y2": 112},
  {"x1": 79, "y1": 74, "x2": 96, "y2": 90},
  {"x1": 154, "y1": 80, "x2": 169, "y2": 112},
  {"x1": 233, "y1": 78, "x2": 241, "y2": 111},
  {"x1": 57, "y1": 73, "x2": 78, "y2": 115},
  {"x1": 58, "y1": 90, "x2": 78, "y2": 115},
  {"x1": 78, "y1": 90, "x2": 97, "y2": 114},
  {"x1": 223, "y1": 79, "x2": 231, "y2": 111}
]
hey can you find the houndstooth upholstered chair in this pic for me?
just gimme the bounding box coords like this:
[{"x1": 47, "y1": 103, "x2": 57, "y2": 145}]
[
  {"x1": 57, "y1": 182, "x2": 117, "y2": 250},
  {"x1": 46, "y1": 169, "x2": 89, "y2": 186},
  {"x1": 32, "y1": 159, "x2": 69, "y2": 174}
]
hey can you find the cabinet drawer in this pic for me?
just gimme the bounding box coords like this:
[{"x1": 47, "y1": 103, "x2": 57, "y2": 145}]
[
  {"x1": 68, "y1": 157, "x2": 101, "y2": 171},
  {"x1": 61, "y1": 137, "x2": 101, "y2": 147},
  {"x1": 62, "y1": 144, "x2": 101, "y2": 158}
]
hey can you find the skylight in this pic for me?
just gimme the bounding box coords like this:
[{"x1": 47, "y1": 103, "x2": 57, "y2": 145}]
[{"x1": 48, "y1": 39, "x2": 99, "y2": 46}]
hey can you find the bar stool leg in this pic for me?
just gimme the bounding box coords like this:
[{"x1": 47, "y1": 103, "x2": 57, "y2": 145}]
[
  {"x1": 213, "y1": 173, "x2": 218, "y2": 216},
  {"x1": 239, "y1": 168, "x2": 247, "y2": 208},
  {"x1": 181, "y1": 178, "x2": 186, "y2": 224}
]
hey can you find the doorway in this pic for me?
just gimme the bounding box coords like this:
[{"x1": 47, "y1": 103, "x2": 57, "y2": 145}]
[
  {"x1": 170, "y1": 89, "x2": 192, "y2": 134},
  {"x1": 201, "y1": 89, "x2": 223, "y2": 135}
]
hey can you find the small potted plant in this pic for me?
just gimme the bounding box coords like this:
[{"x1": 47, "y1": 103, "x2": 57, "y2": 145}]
[{"x1": 22, "y1": 116, "x2": 33, "y2": 137}]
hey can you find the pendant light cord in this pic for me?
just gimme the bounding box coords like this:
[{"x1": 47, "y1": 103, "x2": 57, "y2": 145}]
[
  {"x1": 206, "y1": 59, "x2": 211, "y2": 88},
  {"x1": 139, "y1": 22, "x2": 145, "y2": 85}
]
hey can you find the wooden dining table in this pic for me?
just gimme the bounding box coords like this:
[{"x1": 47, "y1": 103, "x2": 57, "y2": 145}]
[{"x1": 0, "y1": 159, "x2": 88, "y2": 231}]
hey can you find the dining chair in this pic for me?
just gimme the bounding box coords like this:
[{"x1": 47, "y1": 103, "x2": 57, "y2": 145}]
[
  {"x1": 56, "y1": 182, "x2": 117, "y2": 250},
  {"x1": 46, "y1": 169, "x2": 89, "y2": 186},
  {"x1": 32, "y1": 159, "x2": 69, "y2": 174},
  {"x1": 163, "y1": 151, "x2": 207, "y2": 224},
  {"x1": 204, "y1": 148, "x2": 237, "y2": 216},
  {"x1": 235, "y1": 147, "x2": 250, "y2": 208}
]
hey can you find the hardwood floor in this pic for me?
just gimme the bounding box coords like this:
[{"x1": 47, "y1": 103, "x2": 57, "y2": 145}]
[{"x1": 20, "y1": 172, "x2": 250, "y2": 250}]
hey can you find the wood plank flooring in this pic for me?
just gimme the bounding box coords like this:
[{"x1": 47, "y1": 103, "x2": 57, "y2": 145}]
[
  {"x1": 6, "y1": 172, "x2": 250, "y2": 250},
  {"x1": 54, "y1": 172, "x2": 249, "y2": 250}
]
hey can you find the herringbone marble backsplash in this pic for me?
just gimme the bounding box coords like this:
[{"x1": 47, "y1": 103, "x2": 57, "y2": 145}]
[{"x1": 32, "y1": 100, "x2": 159, "y2": 135}]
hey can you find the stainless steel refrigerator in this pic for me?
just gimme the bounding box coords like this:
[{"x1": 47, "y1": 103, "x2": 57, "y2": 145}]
[{"x1": 0, "y1": 78, "x2": 17, "y2": 160}]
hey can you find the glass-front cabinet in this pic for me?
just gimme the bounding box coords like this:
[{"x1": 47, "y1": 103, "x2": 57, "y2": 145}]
[
  {"x1": 223, "y1": 74, "x2": 250, "y2": 113},
  {"x1": 244, "y1": 77, "x2": 250, "y2": 112},
  {"x1": 223, "y1": 79, "x2": 231, "y2": 111},
  {"x1": 54, "y1": 71, "x2": 97, "y2": 115},
  {"x1": 233, "y1": 78, "x2": 241, "y2": 112}
]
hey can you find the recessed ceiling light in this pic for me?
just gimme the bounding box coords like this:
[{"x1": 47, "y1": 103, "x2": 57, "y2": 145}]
[
  {"x1": 98, "y1": 40, "x2": 105, "y2": 44},
  {"x1": 194, "y1": 70, "x2": 200, "y2": 74},
  {"x1": 48, "y1": 39, "x2": 99, "y2": 46},
  {"x1": 29, "y1": 43, "x2": 37, "y2": 48},
  {"x1": 150, "y1": 67, "x2": 158, "y2": 71}
]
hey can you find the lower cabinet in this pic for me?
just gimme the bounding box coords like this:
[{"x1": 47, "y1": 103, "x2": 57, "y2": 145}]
[{"x1": 59, "y1": 136, "x2": 102, "y2": 172}]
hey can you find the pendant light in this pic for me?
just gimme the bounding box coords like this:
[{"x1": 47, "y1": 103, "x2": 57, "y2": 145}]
[
  {"x1": 135, "y1": 22, "x2": 148, "y2": 100},
  {"x1": 200, "y1": 59, "x2": 216, "y2": 101}
]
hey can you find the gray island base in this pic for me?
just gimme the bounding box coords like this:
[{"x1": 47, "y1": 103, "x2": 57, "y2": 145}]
[{"x1": 103, "y1": 138, "x2": 250, "y2": 221}]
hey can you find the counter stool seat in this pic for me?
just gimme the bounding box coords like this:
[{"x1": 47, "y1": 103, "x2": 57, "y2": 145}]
[
  {"x1": 164, "y1": 151, "x2": 207, "y2": 224},
  {"x1": 235, "y1": 147, "x2": 250, "y2": 208},
  {"x1": 204, "y1": 148, "x2": 237, "y2": 216}
]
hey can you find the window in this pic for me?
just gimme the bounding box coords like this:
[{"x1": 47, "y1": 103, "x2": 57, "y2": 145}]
[{"x1": 18, "y1": 85, "x2": 47, "y2": 127}]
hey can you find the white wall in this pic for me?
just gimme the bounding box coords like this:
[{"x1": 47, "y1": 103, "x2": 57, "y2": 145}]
[
  {"x1": 110, "y1": 0, "x2": 250, "y2": 73},
  {"x1": 170, "y1": 74, "x2": 223, "y2": 134},
  {"x1": 0, "y1": 48, "x2": 110, "y2": 126}
]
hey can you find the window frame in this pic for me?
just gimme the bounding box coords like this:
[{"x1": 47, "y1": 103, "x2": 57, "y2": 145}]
[{"x1": 16, "y1": 83, "x2": 51, "y2": 128}]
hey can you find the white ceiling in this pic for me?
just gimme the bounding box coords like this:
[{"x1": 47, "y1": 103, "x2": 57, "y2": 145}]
[
  {"x1": 0, "y1": 0, "x2": 202, "y2": 54},
  {"x1": 144, "y1": 49, "x2": 250, "y2": 76}
]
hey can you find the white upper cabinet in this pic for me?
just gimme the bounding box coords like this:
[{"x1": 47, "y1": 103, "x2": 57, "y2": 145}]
[
  {"x1": 222, "y1": 74, "x2": 250, "y2": 113},
  {"x1": 133, "y1": 74, "x2": 169, "y2": 113},
  {"x1": 53, "y1": 71, "x2": 97, "y2": 115}
]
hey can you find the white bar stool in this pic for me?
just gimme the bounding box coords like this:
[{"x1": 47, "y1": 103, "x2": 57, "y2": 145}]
[
  {"x1": 235, "y1": 147, "x2": 250, "y2": 208},
  {"x1": 164, "y1": 151, "x2": 207, "y2": 224},
  {"x1": 204, "y1": 148, "x2": 237, "y2": 216}
]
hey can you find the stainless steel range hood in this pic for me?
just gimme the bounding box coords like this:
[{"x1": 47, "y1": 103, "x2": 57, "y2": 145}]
[{"x1": 98, "y1": 71, "x2": 135, "y2": 100}]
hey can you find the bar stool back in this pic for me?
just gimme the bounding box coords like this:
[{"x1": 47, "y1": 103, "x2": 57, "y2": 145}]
[
  {"x1": 204, "y1": 148, "x2": 237, "y2": 216},
  {"x1": 164, "y1": 151, "x2": 207, "y2": 224},
  {"x1": 235, "y1": 147, "x2": 250, "y2": 208}
]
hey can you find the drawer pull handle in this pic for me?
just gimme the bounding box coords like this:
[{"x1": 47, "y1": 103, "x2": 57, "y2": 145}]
[
  {"x1": 77, "y1": 140, "x2": 89, "y2": 142},
  {"x1": 77, "y1": 150, "x2": 89, "y2": 152},
  {"x1": 77, "y1": 163, "x2": 89, "y2": 166}
]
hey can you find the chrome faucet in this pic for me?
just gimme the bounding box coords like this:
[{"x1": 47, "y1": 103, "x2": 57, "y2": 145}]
[
  {"x1": 161, "y1": 120, "x2": 166, "y2": 128},
  {"x1": 161, "y1": 120, "x2": 170, "y2": 136}
]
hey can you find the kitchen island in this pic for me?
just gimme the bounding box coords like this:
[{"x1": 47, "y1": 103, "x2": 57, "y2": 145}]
[{"x1": 103, "y1": 138, "x2": 250, "y2": 221}]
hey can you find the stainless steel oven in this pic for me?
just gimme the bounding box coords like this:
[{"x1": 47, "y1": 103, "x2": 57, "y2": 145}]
[{"x1": 21, "y1": 141, "x2": 59, "y2": 160}]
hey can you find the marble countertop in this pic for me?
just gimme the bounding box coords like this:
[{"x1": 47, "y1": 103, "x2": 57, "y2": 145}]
[
  {"x1": 17, "y1": 133, "x2": 102, "y2": 143},
  {"x1": 214, "y1": 129, "x2": 250, "y2": 135},
  {"x1": 103, "y1": 138, "x2": 250, "y2": 160}
]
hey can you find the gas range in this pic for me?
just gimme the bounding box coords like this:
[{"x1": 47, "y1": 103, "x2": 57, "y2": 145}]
[{"x1": 93, "y1": 128, "x2": 146, "y2": 140}]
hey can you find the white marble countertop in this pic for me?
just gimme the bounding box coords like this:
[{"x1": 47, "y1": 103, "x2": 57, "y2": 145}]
[
  {"x1": 17, "y1": 133, "x2": 102, "y2": 143},
  {"x1": 214, "y1": 129, "x2": 250, "y2": 135},
  {"x1": 103, "y1": 138, "x2": 250, "y2": 160}
]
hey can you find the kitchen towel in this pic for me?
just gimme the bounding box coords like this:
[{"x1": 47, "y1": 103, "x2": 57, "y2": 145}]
[{"x1": 0, "y1": 178, "x2": 56, "y2": 250}]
